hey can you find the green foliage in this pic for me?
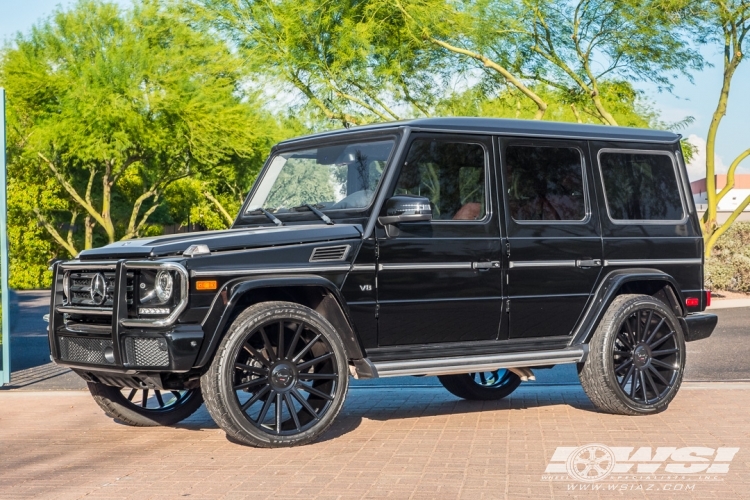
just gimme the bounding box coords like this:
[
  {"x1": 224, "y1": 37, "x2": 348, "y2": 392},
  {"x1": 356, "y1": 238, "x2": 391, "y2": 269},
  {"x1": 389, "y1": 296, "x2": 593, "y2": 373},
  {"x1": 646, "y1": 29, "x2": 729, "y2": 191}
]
[{"x1": 705, "y1": 222, "x2": 750, "y2": 292}]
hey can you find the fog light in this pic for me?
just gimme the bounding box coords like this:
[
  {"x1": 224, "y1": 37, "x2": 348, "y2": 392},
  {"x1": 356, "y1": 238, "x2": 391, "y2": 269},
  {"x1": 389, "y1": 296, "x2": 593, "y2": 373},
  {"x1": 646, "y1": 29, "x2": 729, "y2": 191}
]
[
  {"x1": 139, "y1": 307, "x2": 170, "y2": 315},
  {"x1": 103, "y1": 346, "x2": 115, "y2": 364}
]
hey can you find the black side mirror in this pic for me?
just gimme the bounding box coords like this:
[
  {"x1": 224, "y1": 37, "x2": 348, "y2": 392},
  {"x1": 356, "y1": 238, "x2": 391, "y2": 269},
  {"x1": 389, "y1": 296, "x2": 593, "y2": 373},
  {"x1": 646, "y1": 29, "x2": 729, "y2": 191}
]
[{"x1": 378, "y1": 195, "x2": 432, "y2": 236}]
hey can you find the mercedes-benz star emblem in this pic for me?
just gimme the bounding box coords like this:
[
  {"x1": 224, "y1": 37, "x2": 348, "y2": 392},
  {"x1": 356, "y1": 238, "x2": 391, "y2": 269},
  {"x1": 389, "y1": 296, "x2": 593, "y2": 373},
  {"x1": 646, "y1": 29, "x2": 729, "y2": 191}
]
[{"x1": 90, "y1": 273, "x2": 107, "y2": 306}]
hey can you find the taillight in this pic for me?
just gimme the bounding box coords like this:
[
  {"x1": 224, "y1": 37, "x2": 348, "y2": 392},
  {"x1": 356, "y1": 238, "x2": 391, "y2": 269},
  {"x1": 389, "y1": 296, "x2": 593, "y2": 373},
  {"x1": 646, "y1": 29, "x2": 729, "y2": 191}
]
[
  {"x1": 685, "y1": 297, "x2": 699, "y2": 307},
  {"x1": 705, "y1": 290, "x2": 711, "y2": 307}
]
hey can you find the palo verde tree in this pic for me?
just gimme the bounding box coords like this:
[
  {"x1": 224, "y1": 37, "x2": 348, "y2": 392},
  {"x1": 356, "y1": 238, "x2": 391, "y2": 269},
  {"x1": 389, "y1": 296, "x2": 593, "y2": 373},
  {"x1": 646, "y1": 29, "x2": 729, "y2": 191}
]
[
  {"x1": 1, "y1": 0, "x2": 271, "y2": 257},
  {"x1": 694, "y1": 0, "x2": 750, "y2": 255},
  {"x1": 195, "y1": 0, "x2": 446, "y2": 127}
]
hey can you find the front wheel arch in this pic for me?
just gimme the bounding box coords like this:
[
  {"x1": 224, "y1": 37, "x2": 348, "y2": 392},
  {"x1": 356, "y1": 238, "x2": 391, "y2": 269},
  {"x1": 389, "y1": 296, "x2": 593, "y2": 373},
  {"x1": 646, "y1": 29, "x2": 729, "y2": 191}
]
[{"x1": 197, "y1": 277, "x2": 364, "y2": 368}]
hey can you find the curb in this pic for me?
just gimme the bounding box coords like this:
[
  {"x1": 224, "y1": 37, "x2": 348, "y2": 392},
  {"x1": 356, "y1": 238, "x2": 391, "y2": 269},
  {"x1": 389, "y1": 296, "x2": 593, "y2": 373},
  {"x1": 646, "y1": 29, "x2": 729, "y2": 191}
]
[{"x1": 707, "y1": 298, "x2": 750, "y2": 310}]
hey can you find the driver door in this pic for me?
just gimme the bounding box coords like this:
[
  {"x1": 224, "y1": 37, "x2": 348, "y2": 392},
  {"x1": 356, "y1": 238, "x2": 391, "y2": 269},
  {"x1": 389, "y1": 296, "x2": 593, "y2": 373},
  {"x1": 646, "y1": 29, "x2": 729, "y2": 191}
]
[{"x1": 375, "y1": 134, "x2": 505, "y2": 346}]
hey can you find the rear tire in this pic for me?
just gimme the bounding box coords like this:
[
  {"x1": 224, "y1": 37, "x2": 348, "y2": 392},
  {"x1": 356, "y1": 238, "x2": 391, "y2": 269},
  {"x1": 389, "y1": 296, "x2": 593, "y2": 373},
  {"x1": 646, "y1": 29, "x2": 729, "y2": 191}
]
[
  {"x1": 438, "y1": 369, "x2": 521, "y2": 400},
  {"x1": 579, "y1": 294, "x2": 686, "y2": 416},
  {"x1": 201, "y1": 301, "x2": 349, "y2": 448},
  {"x1": 88, "y1": 383, "x2": 203, "y2": 426}
]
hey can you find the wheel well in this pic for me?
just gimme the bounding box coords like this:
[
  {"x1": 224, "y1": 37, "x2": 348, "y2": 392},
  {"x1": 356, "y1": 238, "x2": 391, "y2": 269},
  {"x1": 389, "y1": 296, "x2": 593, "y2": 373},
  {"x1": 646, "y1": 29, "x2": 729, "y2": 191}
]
[
  {"x1": 614, "y1": 280, "x2": 683, "y2": 318},
  {"x1": 221, "y1": 285, "x2": 363, "y2": 360}
]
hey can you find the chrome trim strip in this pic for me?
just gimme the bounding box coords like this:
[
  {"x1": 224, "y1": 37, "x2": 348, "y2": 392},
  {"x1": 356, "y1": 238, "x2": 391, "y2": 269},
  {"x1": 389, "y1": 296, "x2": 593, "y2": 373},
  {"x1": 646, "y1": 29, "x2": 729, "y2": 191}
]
[
  {"x1": 371, "y1": 347, "x2": 586, "y2": 378},
  {"x1": 378, "y1": 262, "x2": 474, "y2": 271},
  {"x1": 191, "y1": 264, "x2": 352, "y2": 277},
  {"x1": 59, "y1": 261, "x2": 117, "y2": 270},
  {"x1": 351, "y1": 264, "x2": 376, "y2": 272},
  {"x1": 509, "y1": 260, "x2": 577, "y2": 269},
  {"x1": 57, "y1": 306, "x2": 113, "y2": 316},
  {"x1": 604, "y1": 259, "x2": 702, "y2": 266},
  {"x1": 120, "y1": 261, "x2": 189, "y2": 328}
]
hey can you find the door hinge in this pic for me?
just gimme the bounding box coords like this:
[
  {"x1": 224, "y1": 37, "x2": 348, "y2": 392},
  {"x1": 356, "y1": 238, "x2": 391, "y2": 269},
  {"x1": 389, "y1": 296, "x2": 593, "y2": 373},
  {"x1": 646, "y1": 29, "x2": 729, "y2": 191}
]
[
  {"x1": 505, "y1": 299, "x2": 510, "y2": 312},
  {"x1": 505, "y1": 242, "x2": 511, "y2": 258}
]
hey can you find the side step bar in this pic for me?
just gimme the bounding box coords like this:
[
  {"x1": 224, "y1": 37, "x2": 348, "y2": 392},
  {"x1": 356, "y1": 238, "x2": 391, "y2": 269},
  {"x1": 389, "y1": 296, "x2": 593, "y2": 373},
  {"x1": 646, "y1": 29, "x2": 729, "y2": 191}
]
[{"x1": 357, "y1": 346, "x2": 587, "y2": 379}]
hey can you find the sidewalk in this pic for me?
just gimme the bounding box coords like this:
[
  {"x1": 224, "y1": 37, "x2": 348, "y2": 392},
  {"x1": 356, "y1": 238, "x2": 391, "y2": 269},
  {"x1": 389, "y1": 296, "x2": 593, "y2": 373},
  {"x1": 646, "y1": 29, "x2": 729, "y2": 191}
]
[{"x1": 0, "y1": 383, "x2": 748, "y2": 499}]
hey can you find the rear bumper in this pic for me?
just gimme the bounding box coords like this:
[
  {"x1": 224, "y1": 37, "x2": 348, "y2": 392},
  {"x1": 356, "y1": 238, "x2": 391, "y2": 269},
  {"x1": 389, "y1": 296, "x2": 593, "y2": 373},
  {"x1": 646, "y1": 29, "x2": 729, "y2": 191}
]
[{"x1": 681, "y1": 312, "x2": 718, "y2": 342}]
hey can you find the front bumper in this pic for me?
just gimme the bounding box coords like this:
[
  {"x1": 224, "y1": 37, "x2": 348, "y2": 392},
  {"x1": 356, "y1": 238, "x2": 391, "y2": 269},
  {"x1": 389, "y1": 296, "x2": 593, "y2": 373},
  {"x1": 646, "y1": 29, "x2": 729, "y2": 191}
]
[{"x1": 681, "y1": 312, "x2": 718, "y2": 342}]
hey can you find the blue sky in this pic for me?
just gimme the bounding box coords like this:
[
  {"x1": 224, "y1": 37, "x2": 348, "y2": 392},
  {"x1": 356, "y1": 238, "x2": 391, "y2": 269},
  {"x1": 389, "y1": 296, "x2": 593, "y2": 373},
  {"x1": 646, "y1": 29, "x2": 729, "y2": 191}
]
[{"x1": 1, "y1": 0, "x2": 748, "y2": 181}]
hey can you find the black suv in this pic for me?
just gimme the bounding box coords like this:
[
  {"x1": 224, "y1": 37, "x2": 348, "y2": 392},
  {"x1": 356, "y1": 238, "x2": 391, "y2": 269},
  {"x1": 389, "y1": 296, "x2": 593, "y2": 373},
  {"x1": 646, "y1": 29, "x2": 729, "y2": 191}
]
[{"x1": 48, "y1": 118, "x2": 717, "y2": 447}]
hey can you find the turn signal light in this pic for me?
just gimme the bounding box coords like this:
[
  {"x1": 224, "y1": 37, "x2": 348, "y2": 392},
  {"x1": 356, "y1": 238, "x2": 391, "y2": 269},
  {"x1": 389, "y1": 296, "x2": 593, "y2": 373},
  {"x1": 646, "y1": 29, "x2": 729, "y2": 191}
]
[
  {"x1": 685, "y1": 297, "x2": 699, "y2": 307},
  {"x1": 196, "y1": 280, "x2": 218, "y2": 291}
]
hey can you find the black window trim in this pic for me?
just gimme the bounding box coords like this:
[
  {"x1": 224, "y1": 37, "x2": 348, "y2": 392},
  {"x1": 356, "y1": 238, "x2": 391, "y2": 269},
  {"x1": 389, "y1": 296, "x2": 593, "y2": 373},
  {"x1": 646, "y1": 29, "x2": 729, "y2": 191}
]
[
  {"x1": 500, "y1": 141, "x2": 591, "y2": 225},
  {"x1": 597, "y1": 148, "x2": 688, "y2": 225},
  {"x1": 394, "y1": 134, "x2": 494, "y2": 225}
]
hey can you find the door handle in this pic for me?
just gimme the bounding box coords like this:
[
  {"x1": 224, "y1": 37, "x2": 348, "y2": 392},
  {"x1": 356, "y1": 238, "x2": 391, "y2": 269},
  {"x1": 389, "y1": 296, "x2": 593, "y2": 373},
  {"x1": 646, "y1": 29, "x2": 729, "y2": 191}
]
[
  {"x1": 576, "y1": 259, "x2": 602, "y2": 268},
  {"x1": 473, "y1": 261, "x2": 501, "y2": 270}
]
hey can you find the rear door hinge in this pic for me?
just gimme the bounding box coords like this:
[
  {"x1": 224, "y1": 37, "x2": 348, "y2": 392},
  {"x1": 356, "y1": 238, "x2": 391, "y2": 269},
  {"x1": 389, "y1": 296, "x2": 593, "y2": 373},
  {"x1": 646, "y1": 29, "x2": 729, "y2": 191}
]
[{"x1": 505, "y1": 299, "x2": 510, "y2": 313}]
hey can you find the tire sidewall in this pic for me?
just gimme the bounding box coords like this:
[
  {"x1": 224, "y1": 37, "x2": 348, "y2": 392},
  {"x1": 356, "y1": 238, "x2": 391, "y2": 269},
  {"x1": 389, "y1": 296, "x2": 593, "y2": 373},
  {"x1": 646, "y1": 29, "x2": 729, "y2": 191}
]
[
  {"x1": 211, "y1": 302, "x2": 349, "y2": 447},
  {"x1": 599, "y1": 295, "x2": 686, "y2": 414}
]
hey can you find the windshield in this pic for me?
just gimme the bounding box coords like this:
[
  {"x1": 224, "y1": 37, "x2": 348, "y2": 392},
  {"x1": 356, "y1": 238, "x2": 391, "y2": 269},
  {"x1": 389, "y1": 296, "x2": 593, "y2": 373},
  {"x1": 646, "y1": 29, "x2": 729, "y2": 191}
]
[{"x1": 247, "y1": 139, "x2": 395, "y2": 214}]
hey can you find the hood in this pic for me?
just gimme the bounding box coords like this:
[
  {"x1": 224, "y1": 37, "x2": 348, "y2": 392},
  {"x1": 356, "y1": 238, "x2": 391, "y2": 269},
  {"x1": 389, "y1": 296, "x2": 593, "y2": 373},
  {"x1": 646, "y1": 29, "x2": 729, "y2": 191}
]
[{"x1": 77, "y1": 224, "x2": 363, "y2": 260}]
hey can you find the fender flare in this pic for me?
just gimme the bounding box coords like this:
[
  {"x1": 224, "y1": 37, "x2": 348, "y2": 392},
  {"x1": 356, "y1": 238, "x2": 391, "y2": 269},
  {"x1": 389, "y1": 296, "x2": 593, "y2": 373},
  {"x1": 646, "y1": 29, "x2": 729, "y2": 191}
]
[
  {"x1": 194, "y1": 274, "x2": 364, "y2": 368},
  {"x1": 570, "y1": 268, "x2": 686, "y2": 346}
]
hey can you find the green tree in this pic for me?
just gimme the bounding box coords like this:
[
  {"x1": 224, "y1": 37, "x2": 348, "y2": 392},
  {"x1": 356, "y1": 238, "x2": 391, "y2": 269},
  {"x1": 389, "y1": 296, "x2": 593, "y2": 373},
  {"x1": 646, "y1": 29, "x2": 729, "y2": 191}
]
[
  {"x1": 1, "y1": 0, "x2": 273, "y2": 257},
  {"x1": 696, "y1": 0, "x2": 750, "y2": 255}
]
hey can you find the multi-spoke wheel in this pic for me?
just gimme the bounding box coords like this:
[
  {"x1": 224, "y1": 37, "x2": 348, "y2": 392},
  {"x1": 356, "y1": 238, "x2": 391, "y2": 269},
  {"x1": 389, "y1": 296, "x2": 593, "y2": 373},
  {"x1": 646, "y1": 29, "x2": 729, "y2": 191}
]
[
  {"x1": 438, "y1": 369, "x2": 521, "y2": 400},
  {"x1": 579, "y1": 294, "x2": 686, "y2": 415},
  {"x1": 87, "y1": 383, "x2": 203, "y2": 426},
  {"x1": 202, "y1": 301, "x2": 349, "y2": 447}
]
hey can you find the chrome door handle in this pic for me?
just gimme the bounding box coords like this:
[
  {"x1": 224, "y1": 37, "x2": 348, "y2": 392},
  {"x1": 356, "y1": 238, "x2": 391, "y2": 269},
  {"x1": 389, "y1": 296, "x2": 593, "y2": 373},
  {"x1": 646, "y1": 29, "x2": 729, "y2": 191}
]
[
  {"x1": 473, "y1": 261, "x2": 501, "y2": 270},
  {"x1": 576, "y1": 259, "x2": 602, "y2": 268}
]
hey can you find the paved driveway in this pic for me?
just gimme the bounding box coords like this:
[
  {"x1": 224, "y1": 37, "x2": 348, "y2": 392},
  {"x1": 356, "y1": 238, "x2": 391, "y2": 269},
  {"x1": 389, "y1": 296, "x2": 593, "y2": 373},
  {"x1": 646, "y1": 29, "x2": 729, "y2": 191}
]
[{"x1": 0, "y1": 383, "x2": 748, "y2": 499}]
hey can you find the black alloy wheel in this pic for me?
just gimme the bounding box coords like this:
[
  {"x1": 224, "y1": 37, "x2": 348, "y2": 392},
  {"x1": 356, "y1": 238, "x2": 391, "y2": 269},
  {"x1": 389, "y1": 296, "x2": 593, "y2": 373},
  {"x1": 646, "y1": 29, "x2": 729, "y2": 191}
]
[
  {"x1": 202, "y1": 301, "x2": 349, "y2": 447},
  {"x1": 88, "y1": 383, "x2": 203, "y2": 426},
  {"x1": 612, "y1": 308, "x2": 682, "y2": 405},
  {"x1": 438, "y1": 368, "x2": 522, "y2": 400},
  {"x1": 232, "y1": 318, "x2": 339, "y2": 435},
  {"x1": 579, "y1": 294, "x2": 686, "y2": 415}
]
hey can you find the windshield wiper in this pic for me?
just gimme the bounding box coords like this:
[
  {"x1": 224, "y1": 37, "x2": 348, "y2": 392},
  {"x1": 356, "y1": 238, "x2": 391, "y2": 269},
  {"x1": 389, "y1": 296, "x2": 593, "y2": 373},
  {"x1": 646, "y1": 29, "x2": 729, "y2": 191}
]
[
  {"x1": 292, "y1": 204, "x2": 334, "y2": 225},
  {"x1": 247, "y1": 207, "x2": 284, "y2": 226}
]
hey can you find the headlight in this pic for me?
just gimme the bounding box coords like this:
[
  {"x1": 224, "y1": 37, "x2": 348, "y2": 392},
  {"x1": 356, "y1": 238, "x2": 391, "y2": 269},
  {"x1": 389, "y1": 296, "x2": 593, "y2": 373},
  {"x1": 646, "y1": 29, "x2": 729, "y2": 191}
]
[
  {"x1": 155, "y1": 270, "x2": 174, "y2": 302},
  {"x1": 139, "y1": 270, "x2": 175, "y2": 305}
]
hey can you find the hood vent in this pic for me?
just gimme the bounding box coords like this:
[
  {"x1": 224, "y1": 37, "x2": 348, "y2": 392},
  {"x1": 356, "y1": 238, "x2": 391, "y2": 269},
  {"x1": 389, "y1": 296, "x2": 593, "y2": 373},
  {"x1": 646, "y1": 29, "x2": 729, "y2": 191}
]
[{"x1": 310, "y1": 245, "x2": 350, "y2": 262}]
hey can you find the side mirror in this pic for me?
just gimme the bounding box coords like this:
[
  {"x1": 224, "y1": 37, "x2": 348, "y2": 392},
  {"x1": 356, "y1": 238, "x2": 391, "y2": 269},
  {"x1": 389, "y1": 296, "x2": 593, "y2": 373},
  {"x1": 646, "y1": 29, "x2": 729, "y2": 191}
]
[{"x1": 378, "y1": 195, "x2": 432, "y2": 231}]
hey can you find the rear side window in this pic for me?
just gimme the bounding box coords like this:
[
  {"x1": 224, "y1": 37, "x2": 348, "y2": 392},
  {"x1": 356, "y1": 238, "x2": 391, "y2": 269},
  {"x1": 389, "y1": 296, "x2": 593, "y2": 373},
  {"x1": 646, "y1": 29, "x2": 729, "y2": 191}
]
[
  {"x1": 504, "y1": 145, "x2": 586, "y2": 222},
  {"x1": 599, "y1": 151, "x2": 684, "y2": 221}
]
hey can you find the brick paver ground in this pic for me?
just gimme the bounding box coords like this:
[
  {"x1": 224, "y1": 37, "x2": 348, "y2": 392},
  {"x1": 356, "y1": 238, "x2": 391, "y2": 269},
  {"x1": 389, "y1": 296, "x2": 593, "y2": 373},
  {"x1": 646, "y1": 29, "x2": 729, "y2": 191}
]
[{"x1": 0, "y1": 383, "x2": 748, "y2": 499}]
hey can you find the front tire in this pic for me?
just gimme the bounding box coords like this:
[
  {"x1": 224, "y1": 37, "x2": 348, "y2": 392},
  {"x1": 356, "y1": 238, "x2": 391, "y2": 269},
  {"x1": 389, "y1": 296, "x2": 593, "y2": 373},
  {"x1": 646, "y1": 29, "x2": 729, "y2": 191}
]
[
  {"x1": 201, "y1": 301, "x2": 349, "y2": 448},
  {"x1": 88, "y1": 383, "x2": 203, "y2": 426},
  {"x1": 438, "y1": 369, "x2": 521, "y2": 400},
  {"x1": 579, "y1": 294, "x2": 686, "y2": 416}
]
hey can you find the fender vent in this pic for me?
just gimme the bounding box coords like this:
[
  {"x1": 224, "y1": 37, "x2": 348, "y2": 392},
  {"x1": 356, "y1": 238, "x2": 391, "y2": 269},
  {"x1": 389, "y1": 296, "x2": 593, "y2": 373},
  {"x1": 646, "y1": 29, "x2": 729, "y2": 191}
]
[{"x1": 310, "y1": 245, "x2": 350, "y2": 262}]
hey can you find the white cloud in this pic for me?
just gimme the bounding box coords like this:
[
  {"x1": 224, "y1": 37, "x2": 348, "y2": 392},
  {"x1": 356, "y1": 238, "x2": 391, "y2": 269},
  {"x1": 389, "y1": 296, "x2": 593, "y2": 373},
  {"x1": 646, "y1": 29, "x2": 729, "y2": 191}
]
[{"x1": 685, "y1": 134, "x2": 728, "y2": 182}]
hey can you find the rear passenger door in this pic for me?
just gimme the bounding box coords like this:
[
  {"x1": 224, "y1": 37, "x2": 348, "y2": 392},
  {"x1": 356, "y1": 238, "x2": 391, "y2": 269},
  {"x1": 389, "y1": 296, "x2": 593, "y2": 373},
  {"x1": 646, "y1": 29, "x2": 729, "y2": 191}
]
[{"x1": 498, "y1": 137, "x2": 603, "y2": 339}]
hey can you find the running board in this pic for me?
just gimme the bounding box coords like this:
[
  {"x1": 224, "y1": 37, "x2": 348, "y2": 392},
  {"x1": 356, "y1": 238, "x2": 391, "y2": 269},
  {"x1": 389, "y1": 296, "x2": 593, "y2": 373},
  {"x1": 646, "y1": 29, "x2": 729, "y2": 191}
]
[{"x1": 361, "y1": 347, "x2": 587, "y2": 379}]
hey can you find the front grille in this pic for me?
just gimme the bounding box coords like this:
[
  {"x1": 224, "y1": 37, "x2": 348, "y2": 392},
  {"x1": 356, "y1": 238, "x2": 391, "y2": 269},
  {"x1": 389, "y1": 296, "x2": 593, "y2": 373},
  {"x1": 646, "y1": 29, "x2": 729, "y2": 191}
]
[
  {"x1": 66, "y1": 270, "x2": 134, "y2": 308},
  {"x1": 59, "y1": 337, "x2": 114, "y2": 365},
  {"x1": 123, "y1": 337, "x2": 170, "y2": 367}
]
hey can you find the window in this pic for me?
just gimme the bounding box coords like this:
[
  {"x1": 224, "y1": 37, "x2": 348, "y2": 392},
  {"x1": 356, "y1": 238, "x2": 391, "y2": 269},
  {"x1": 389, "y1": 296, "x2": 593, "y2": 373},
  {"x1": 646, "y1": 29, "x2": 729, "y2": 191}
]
[
  {"x1": 504, "y1": 145, "x2": 586, "y2": 221},
  {"x1": 599, "y1": 151, "x2": 684, "y2": 221},
  {"x1": 393, "y1": 139, "x2": 487, "y2": 221},
  {"x1": 247, "y1": 139, "x2": 394, "y2": 213}
]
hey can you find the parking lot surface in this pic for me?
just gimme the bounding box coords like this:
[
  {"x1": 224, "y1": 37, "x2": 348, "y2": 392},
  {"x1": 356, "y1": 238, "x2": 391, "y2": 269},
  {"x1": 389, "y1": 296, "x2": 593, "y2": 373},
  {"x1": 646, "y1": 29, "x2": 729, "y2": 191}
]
[{"x1": 1, "y1": 383, "x2": 748, "y2": 499}]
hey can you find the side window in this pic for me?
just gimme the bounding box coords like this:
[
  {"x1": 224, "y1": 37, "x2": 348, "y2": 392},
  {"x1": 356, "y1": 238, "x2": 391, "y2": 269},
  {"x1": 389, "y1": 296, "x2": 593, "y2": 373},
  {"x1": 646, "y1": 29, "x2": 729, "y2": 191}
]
[
  {"x1": 599, "y1": 151, "x2": 684, "y2": 221},
  {"x1": 393, "y1": 139, "x2": 487, "y2": 221},
  {"x1": 504, "y1": 145, "x2": 586, "y2": 222}
]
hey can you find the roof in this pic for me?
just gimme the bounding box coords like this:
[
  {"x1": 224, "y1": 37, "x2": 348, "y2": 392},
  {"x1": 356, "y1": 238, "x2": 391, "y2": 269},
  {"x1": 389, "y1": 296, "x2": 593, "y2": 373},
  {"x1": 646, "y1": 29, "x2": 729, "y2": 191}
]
[{"x1": 277, "y1": 117, "x2": 681, "y2": 146}]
